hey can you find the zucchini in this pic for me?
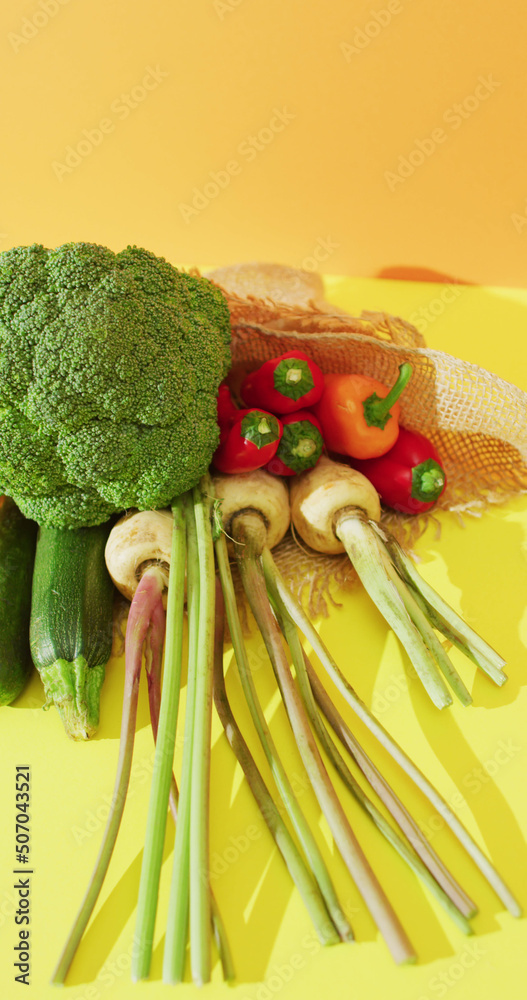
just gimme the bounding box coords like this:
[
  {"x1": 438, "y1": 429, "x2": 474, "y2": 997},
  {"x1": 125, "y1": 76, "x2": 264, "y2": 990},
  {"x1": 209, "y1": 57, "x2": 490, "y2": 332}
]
[
  {"x1": 30, "y1": 522, "x2": 115, "y2": 740},
  {"x1": 0, "y1": 496, "x2": 37, "y2": 706}
]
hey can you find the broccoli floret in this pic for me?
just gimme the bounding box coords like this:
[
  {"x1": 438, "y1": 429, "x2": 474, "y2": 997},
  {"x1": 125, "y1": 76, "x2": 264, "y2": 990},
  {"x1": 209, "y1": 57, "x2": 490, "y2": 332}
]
[{"x1": 0, "y1": 242, "x2": 231, "y2": 528}]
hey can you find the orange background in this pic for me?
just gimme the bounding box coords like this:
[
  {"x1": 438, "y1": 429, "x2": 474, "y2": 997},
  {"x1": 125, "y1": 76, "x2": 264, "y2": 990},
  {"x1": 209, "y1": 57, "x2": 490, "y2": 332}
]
[{"x1": 0, "y1": 0, "x2": 526, "y2": 286}]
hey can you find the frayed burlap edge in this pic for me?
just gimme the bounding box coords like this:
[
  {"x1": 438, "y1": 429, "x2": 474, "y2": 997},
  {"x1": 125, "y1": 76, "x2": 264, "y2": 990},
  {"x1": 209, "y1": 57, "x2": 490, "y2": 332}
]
[{"x1": 206, "y1": 270, "x2": 527, "y2": 618}]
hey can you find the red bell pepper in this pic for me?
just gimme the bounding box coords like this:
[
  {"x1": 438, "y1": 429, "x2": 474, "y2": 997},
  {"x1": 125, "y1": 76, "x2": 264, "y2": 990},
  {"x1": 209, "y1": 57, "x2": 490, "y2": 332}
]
[
  {"x1": 216, "y1": 382, "x2": 238, "y2": 432},
  {"x1": 265, "y1": 410, "x2": 324, "y2": 477},
  {"x1": 312, "y1": 364, "x2": 412, "y2": 459},
  {"x1": 350, "y1": 426, "x2": 447, "y2": 514},
  {"x1": 212, "y1": 408, "x2": 283, "y2": 474},
  {"x1": 241, "y1": 351, "x2": 325, "y2": 414}
]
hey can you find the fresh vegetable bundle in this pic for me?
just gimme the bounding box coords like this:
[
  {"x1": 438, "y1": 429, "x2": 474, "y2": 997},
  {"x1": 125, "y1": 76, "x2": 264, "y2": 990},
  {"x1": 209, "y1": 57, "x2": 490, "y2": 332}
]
[
  {"x1": 217, "y1": 356, "x2": 417, "y2": 481},
  {"x1": 2, "y1": 253, "x2": 524, "y2": 986}
]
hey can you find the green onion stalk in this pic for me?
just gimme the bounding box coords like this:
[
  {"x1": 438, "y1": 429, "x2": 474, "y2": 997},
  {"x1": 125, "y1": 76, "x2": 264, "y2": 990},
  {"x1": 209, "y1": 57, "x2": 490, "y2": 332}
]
[
  {"x1": 131, "y1": 486, "x2": 233, "y2": 984},
  {"x1": 228, "y1": 507, "x2": 416, "y2": 965},
  {"x1": 51, "y1": 558, "x2": 170, "y2": 985},
  {"x1": 265, "y1": 568, "x2": 474, "y2": 935},
  {"x1": 162, "y1": 478, "x2": 219, "y2": 986},
  {"x1": 302, "y1": 656, "x2": 476, "y2": 920},
  {"x1": 288, "y1": 456, "x2": 507, "y2": 710},
  {"x1": 262, "y1": 546, "x2": 521, "y2": 920},
  {"x1": 213, "y1": 532, "x2": 349, "y2": 947},
  {"x1": 376, "y1": 527, "x2": 507, "y2": 687},
  {"x1": 131, "y1": 497, "x2": 187, "y2": 981}
]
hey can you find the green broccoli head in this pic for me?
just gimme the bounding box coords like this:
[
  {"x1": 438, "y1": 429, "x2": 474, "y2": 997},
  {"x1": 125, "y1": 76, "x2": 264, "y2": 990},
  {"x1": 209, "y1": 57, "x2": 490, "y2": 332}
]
[{"x1": 0, "y1": 243, "x2": 231, "y2": 527}]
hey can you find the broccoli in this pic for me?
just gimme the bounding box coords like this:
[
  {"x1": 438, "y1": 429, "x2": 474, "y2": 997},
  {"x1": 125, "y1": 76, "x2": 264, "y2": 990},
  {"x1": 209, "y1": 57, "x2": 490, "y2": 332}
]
[{"x1": 0, "y1": 242, "x2": 232, "y2": 528}]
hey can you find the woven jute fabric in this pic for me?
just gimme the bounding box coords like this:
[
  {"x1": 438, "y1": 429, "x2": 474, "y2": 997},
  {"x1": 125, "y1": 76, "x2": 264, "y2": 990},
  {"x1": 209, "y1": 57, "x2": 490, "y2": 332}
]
[{"x1": 207, "y1": 264, "x2": 527, "y2": 616}]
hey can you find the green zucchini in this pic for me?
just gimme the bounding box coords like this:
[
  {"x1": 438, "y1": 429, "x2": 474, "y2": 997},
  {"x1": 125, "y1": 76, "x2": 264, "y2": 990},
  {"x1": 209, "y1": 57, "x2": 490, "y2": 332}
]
[
  {"x1": 0, "y1": 496, "x2": 38, "y2": 706},
  {"x1": 30, "y1": 522, "x2": 115, "y2": 740}
]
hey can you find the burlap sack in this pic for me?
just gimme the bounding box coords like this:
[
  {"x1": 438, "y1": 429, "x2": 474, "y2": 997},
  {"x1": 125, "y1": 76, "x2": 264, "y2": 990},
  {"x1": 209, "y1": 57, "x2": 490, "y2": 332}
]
[{"x1": 206, "y1": 264, "x2": 527, "y2": 616}]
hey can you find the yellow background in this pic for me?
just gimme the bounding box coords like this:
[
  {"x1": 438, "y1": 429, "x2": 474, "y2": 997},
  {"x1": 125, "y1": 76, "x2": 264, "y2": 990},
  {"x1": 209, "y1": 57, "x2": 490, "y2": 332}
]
[{"x1": 0, "y1": 1, "x2": 526, "y2": 998}]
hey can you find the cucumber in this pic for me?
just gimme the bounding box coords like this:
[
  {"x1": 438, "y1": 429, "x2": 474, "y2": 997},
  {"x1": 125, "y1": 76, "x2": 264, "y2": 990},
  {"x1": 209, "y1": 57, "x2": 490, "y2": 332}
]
[
  {"x1": 30, "y1": 522, "x2": 115, "y2": 740},
  {"x1": 0, "y1": 497, "x2": 37, "y2": 706}
]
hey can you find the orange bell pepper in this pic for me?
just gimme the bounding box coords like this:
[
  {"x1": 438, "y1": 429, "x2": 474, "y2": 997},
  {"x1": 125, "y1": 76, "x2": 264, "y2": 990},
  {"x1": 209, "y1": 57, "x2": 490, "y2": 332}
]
[{"x1": 312, "y1": 363, "x2": 412, "y2": 459}]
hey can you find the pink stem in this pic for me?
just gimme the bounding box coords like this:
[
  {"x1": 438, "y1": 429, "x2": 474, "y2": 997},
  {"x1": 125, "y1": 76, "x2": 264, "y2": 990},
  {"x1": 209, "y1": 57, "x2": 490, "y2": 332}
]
[
  {"x1": 51, "y1": 567, "x2": 166, "y2": 985},
  {"x1": 145, "y1": 597, "x2": 166, "y2": 743},
  {"x1": 144, "y1": 594, "x2": 179, "y2": 824}
]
